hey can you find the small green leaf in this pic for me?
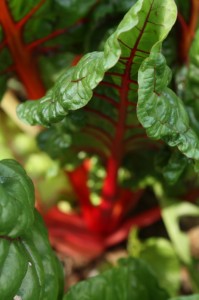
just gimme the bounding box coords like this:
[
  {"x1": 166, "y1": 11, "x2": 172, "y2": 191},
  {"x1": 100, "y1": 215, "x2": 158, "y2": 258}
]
[
  {"x1": 139, "y1": 238, "x2": 180, "y2": 296},
  {"x1": 64, "y1": 258, "x2": 168, "y2": 300}
]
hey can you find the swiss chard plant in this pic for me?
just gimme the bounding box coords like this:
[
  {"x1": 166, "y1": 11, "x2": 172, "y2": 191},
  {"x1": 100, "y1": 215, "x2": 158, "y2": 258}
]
[
  {"x1": 1, "y1": 0, "x2": 199, "y2": 298},
  {"x1": 16, "y1": 0, "x2": 199, "y2": 260}
]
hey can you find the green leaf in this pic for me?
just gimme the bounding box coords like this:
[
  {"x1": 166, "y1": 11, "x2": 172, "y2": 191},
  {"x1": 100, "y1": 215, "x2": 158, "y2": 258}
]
[
  {"x1": 0, "y1": 159, "x2": 64, "y2": 300},
  {"x1": 18, "y1": 0, "x2": 177, "y2": 126},
  {"x1": 64, "y1": 258, "x2": 169, "y2": 300},
  {"x1": 139, "y1": 238, "x2": 180, "y2": 296},
  {"x1": 137, "y1": 51, "x2": 199, "y2": 170},
  {"x1": 128, "y1": 229, "x2": 180, "y2": 296}
]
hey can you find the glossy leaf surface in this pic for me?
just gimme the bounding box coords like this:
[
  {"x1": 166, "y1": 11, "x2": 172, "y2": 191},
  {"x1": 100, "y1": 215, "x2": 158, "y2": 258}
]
[{"x1": 0, "y1": 159, "x2": 63, "y2": 300}]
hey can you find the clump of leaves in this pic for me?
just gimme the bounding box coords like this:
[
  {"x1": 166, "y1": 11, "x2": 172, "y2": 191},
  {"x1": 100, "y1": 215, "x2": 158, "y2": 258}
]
[{"x1": 1, "y1": 0, "x2": 199, "y2": 298}]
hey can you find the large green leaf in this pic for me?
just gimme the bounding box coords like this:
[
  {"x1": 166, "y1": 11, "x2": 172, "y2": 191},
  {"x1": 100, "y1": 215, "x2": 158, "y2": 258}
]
[
  {"x1": 0, "y1": 159, "x2": 63, "y2": 300},
  {"x1": 64, "y1": 258, "x2": 169, "y2": 300},
  {"x1": 137, "y1": 51, "x2": 199, "y2": 170}
]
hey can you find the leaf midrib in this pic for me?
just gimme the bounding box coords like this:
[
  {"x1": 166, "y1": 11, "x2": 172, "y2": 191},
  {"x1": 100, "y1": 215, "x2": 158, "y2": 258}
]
[{"x1": 101, "y1": 0, "x2": 154, "y2": 201}]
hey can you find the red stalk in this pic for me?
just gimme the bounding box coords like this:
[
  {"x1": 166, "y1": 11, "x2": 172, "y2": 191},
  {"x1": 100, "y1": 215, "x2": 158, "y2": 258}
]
[
  {"x1": 105, "y1": 206, "x2": 161, "y2": 247},
  {"x1": 17, "y1": 0, "x2": 46, "y2": 29},
  {"x1": 177, "y1": 0, "x2": 199, "y2": 63},
  {"x1": 66, "y1": 160, "x2": 92, "y2": 214},
  {"x1": 0, "y1": 2, "x2": 87, "y2": 99},
  {"x1": 0, "y1": 0, "x2": 46, "y2": 99},
  {"x1": 100, "y1": 3, "x2": 153, "y2": 221}
]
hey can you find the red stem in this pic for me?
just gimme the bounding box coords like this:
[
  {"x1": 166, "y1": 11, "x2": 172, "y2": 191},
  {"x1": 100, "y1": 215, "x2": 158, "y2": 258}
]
[
  {"x1": 105, "y1": 206, "x2": 161, "y2": 247},
  {"x1": 177, "y1": 0, "x2": 199, "y2": 63},
  {"x1": 17, "y1": 0, "x2": 46, "y2": 29},
  {"x1": 0, "y1": 0, "x2": 46, "y2": 99},
  {"x1": 66, "y1": 161, "x2": 93, "y2": 216},
  {"x1": 101, "y1": 4, "x2": 153, "y2": 203},
  {"x1": 26, "y1": 18, "x2": 87, "y2": 51}
]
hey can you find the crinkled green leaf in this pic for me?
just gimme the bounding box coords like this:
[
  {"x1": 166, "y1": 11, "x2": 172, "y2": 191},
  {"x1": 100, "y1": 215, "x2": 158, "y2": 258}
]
[
  {"x1": 137, "y1": 51, "x2": 199, "y2": 170},
  {"x1": 0, "y1": 159, "x2": 64, "y2": 300},
  {"x1": 64, "y1": 258, "x2": 168, "y2": 300},
  {"x1": 18, "y1": 0, "x2": 177, "y2": 126}
]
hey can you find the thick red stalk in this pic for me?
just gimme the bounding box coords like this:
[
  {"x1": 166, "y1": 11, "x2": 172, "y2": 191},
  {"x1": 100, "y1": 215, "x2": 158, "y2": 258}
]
[{"x1": 66, "y1": 161, "x2": 93, "y2": 218}]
